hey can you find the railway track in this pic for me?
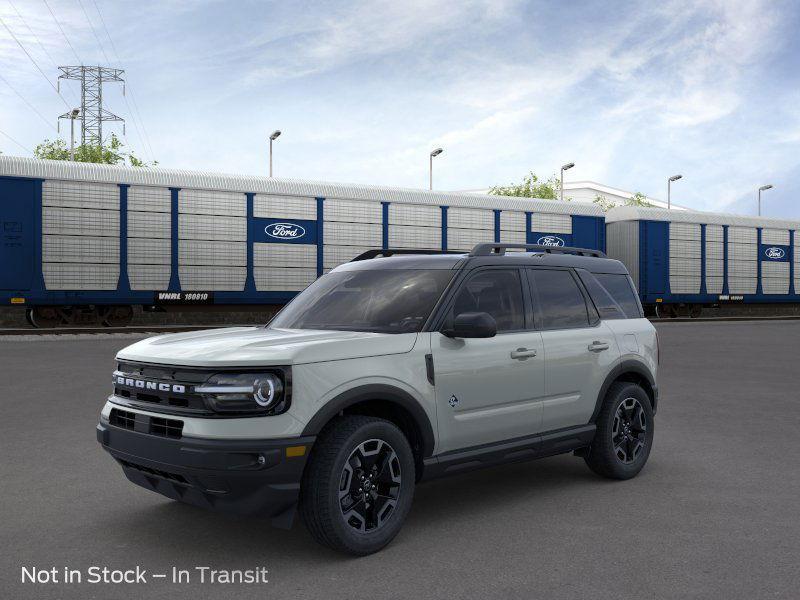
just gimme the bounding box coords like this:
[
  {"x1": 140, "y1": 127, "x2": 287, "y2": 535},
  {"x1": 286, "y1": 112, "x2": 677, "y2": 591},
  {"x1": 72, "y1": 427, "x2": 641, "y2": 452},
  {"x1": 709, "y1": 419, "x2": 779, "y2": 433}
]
[
  {"x1": 3, "y1": 315, "x2": 800, "y2": 336},
  {"x1": 0, "y1": 324, "x2": 253, "y2": 336}
]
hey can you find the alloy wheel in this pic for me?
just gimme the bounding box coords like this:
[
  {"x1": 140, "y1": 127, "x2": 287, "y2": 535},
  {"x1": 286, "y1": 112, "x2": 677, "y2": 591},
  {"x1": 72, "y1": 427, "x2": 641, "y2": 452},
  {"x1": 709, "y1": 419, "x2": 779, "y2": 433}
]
[
  {"x1": 338, "y1": 438, "x2": 402, "y2": 533},
  {"x1": 612, "y1": 397, "x2": 647, "y2": 464}
]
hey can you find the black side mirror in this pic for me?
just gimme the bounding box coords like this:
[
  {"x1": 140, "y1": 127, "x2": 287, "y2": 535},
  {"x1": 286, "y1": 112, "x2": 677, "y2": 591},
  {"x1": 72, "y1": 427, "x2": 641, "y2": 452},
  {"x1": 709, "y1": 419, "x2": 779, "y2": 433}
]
[{"x1": 442, "y1": 312, "x2": 497, "y2": 338}]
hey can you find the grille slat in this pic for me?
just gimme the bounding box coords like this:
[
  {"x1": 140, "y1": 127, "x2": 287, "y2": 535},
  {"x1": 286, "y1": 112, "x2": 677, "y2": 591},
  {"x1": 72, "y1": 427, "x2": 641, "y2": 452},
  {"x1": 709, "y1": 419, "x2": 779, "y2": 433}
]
[
  {"x1": 113, "y1": 361, "x2": 210, "y2": 414},
  {"x1": 108, "y1": 408, "x2": 184, "y2": 439}
]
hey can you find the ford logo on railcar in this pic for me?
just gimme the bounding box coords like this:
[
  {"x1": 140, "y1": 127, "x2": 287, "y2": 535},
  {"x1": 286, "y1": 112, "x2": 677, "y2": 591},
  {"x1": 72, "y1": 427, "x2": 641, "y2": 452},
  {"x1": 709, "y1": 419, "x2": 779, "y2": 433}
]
[
  {"x1": 537, "y1": 235, "x2": 565, "y2": 247},
  {"x1": 765, "y1": 246, "x2": 785, "y2": 259},
  {"x1": 265, "y1": 222, "x2": 305, "y2": 239}
]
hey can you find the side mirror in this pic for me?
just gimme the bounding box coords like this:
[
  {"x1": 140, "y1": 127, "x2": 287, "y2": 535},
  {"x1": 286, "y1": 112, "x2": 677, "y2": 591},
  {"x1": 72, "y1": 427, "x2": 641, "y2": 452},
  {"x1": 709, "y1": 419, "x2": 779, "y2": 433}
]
[{"x1": 442, "y1": 312, "x2": 497, "y2": 338}]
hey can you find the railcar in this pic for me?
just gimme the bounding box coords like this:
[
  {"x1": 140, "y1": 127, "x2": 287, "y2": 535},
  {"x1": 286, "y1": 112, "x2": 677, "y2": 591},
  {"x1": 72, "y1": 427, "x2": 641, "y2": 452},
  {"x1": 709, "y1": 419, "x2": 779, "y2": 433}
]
[
  {"x1": 0, "y1": 156, "x2": 605, "y2": 326},
  {"x1": 606, "y1": 206, "x2": 800, "y2": 317}
]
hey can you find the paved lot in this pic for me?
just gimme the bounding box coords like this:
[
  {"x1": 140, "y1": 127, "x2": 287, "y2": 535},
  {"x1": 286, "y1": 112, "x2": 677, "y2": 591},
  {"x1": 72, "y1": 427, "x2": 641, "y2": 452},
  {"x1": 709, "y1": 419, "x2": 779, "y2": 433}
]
[{"x1": 1, "y1": 321, "x2": 799, "y2": 600}]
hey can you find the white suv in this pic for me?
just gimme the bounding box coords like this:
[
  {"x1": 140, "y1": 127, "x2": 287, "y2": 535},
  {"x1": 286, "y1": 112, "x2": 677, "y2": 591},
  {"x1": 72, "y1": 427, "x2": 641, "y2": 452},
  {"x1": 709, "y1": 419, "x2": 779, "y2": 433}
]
[{"x1": 97, "y1": 243, "x2": 659, "y2": 555}]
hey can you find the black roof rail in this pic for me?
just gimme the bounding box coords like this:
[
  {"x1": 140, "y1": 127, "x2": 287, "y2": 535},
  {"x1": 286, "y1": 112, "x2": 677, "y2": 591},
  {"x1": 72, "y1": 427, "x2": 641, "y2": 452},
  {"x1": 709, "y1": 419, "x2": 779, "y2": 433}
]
[
  {"x1": 469, "y1": 243, "x2": 607, "y2": 258},
  {"x1": 350, "y1": 248, "x2": 464, "y2": 262}
]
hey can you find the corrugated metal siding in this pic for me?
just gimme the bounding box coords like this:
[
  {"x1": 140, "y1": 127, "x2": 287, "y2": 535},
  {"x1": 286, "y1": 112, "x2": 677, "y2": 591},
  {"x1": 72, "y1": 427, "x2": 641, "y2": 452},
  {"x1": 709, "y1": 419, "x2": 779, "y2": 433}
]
[
  {"x1": 607, "y1": 205, "x2": 800, "y2": 230},
  {"x1": 179, "y1": 188, "x2": 246, "y2": 217},
  {"x1": 605, "y1": 222, "x2": 639, "y2": 288},
  {"x1": 254, "y1": 267, "x2": 316, "y2": 291},
  {"x1": 727, "y1": 226, "x2": 758, "y2": 295},
  {"x1": 179, "y1": 266, "x2": 247, "y2": 291},
  {"x1": 0, "y1": 156, "x2": 603, "y2": 216},
  {"x1": 324, "y1": 198, "x2": 382, "y2": 224},
  {"x1": 323, "y1": 222, "x2": 382, "y2": 247},
  {"x1": 323, "y1": 245, "x2": 374, "y2": 269},
  {"x1": 254, "y1": 243, "x2": 316, "y2": 269},
  {"x1": 499, "y1": 229, "x2": 527, "y2": 244},
  {"x1": 447, "y1": 227, "x2": 495, "y2": 251},
  {"x1": 41, "y1": 180, "x2": 120, "y2": 290},
  {"x1": 447, "y1": 207, "x2": 493, "y2": 230},
  {"x1": 253, "y1": 194, "x2": 316, "y2": 220},
  {"x1": 705, "y1": 225, "x2": 724, "y2": 294},
  {"x1": 500, "y1": 211, "x2": 526, "y2": 232},
  {"x1": 389, "y1": 203, "x2": 441, "y2": 227},
  {"x1": 128, "y1": 186, "x2": 171, "y2": 290},
  {"x1": 388, "y1": 225, "x2": 440, "y2": 249},
  {"x1": 762, "y1": 262, "x2": 789, "y2": 294},
  {"x1": 531, "y1": 213, "x2": 571, "y2": 234},
  {"x1": 669, "y1": 222, "x2": 701, "y2": 294}
]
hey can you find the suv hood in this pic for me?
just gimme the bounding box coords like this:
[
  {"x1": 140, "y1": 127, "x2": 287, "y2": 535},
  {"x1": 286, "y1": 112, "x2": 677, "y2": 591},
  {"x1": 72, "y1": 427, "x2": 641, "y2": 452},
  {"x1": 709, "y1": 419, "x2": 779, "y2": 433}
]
[{"x1": 116, "y1": 326, "x2": 419, "y2": 367}]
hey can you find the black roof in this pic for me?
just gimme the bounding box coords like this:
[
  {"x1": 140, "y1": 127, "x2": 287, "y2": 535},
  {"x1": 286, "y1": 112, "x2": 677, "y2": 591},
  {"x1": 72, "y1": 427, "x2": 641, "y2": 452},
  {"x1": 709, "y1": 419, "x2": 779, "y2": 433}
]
[{"x1": 338, "y1": 245, "x2": 629, "y2": 275}]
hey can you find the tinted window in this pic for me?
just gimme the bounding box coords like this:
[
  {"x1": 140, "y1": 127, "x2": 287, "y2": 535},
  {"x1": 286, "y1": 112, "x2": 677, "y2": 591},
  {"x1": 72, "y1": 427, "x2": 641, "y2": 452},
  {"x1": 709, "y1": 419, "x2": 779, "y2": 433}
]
[
  {"x1": 594, "y1": 273, "x2": 643, "y2": 318},
  {"x1": 577, "y1": 270, "x2": 626, "y2": 320},
  {"x1": 529, "y1": 269, "x2": 590, "y2": 329},
  {"x1": 270, "y1": 269, "x2": 454, "y2": 333},
  {"x1": 447, "y1": 269, "x2": 525, "y2": 332}
]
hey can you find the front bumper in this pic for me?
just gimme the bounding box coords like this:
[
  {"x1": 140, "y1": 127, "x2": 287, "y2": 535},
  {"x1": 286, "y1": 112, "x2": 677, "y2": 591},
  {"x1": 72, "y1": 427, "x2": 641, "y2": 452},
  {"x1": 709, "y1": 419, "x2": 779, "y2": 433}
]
[{"x1": 97, "y1": 422, "x2": 314, "y2": 528}]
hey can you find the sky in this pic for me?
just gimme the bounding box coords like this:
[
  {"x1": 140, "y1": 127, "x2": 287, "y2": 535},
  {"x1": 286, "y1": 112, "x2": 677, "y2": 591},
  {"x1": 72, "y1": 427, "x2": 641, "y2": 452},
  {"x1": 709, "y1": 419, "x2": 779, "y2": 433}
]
[{"x1": 1, "y1": 0, "x2": 799, "y2": 218}]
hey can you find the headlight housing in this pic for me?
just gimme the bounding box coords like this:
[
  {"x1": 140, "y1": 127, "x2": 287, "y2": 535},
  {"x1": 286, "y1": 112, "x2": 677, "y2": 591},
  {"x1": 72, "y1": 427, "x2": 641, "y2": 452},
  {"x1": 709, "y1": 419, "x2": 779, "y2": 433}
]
[{"x1": 195, "y1": 371, "x2": 289, "y2": 415}]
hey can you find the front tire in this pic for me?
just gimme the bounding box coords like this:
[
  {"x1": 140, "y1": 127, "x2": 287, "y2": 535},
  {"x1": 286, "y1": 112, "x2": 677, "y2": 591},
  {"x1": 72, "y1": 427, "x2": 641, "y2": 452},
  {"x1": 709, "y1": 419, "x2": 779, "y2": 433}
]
[
  {"x1": 299, "y1": 416, "x2": 415, "y2": 555},
  {"x1": 584, "y1": 382, "x2": 654, "y2": 480}
]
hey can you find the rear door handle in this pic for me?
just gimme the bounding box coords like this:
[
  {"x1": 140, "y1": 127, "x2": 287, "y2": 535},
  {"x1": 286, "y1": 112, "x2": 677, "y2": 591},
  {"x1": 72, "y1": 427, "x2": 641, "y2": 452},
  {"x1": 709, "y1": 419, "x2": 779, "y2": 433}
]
[
  {"x1": 510, "y1": 348, "x2": 537, "y2": 360},
  {"x1": 588, "y1": 341, "x2": 610, "y2": 352}
]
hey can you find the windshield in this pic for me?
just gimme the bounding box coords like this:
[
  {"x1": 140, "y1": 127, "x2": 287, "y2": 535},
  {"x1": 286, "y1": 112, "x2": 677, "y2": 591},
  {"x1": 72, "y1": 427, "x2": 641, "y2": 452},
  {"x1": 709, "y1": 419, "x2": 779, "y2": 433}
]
[{"x1": 269, "y1": 269, "x2": 455, "y2": 333}]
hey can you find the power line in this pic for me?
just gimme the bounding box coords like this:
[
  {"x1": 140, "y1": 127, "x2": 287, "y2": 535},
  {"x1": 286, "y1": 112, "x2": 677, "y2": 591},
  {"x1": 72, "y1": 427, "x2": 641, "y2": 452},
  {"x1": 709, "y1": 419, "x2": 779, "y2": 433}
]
[
  {"x1": 0, "y1": 127, "x2": 33, "y2": 154},
  {"x1": 43, "y1": 0, "x2": 83, "y2": 65},
  {"x1": 0, "y1": 72, "x2": 59, "y2": 132},
  {"x1": 0, "y1": 14, "x2": 71, "y2": 109},
  {"x1": 76, "y1": 0, "x2": 111, "y2": 64},
  {"x1": 7, "y1": 0, "x2": 81, "y2": 106},
  {"x1": 90, "y1": 0, "x2": 155, "y2": 162}
]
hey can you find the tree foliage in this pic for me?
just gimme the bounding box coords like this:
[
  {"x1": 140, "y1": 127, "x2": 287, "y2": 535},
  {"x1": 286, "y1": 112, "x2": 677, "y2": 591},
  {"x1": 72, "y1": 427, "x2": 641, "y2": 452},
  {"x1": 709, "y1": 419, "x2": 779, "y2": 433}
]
[
  {"x1": 33, "y1": 134, "x2": 156, "y2": 167},
  {"x1": 489, "y1": 172, "x2": 564, "y2": 200},
  {"x1": 593, "y1": 190, "x2": 654, "y2": 212}
]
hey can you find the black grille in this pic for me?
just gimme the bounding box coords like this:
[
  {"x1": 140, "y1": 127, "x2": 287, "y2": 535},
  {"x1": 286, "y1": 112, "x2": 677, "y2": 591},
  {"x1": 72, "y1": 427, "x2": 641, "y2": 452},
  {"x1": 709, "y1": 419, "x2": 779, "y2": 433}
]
[
  {"x1": 113, "y1": 361, "x2": 211, "y2": 414},
  {"x1": 118, "y1": 459, "x2": 188, "y2": 484},
  {"x1": 109, "y1": 408, "x2": 136, "y2": 430},
  {"x1": 149, "y1": 417, "x2": 183, "y2": 439}
]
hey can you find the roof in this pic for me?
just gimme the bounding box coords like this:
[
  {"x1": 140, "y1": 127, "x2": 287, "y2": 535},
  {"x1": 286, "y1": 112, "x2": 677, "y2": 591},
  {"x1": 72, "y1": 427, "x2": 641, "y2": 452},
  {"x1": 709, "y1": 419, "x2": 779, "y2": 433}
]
[
  {"x1": 0, "y1": 155, "x2": 603, "y2": 216},
  {"x1": 605, "y1": 205, "x2": 800, "y2": 230}
]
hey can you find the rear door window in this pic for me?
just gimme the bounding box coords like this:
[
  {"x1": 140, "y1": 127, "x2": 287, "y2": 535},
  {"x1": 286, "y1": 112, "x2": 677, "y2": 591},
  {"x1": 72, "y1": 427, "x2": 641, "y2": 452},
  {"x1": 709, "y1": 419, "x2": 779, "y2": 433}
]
[
  {"x1": 593, "y1": 273, "x2": 643, "y2": 318},
  {"x1": 528, "y1": 269, "x2": 591, "y2": 329}
]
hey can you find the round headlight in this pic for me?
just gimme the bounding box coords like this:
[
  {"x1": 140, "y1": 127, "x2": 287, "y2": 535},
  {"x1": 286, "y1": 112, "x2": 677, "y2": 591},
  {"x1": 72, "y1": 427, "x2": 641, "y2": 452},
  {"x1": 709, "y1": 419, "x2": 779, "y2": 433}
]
[{"x1": 254, "y1": 375, "x2": 282, "y2": 408}]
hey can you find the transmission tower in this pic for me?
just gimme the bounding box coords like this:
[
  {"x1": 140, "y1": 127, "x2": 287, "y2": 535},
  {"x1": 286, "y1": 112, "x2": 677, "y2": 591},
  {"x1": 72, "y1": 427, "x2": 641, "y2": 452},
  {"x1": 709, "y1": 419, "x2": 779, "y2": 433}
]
[{"x1": 57, "y1": 66, "x2": 125, "y2": 146}]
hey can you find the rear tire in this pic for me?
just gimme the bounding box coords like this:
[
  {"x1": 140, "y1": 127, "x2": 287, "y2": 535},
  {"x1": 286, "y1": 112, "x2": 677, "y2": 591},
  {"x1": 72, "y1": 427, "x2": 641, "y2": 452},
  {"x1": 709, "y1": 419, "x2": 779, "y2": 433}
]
[
  {"x1": 584, "y1": 382, "x2": 654, "y2": 480},
  {"x1": 299, "y1": 415, "x2": 415, "y2": 556}
]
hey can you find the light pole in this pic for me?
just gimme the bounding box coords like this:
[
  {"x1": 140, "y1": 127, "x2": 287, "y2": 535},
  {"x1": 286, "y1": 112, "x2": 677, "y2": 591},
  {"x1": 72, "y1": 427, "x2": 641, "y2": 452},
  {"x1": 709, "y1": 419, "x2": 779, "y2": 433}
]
[
  {"x1": 560, "y1": 162, "x2": 574, "y2": 201},
  {"x1": 269, "y1": 130, "x2": 281, "y2": 177},
  {"x1": 429, "y1": 148, "x2": 443, "y2": 190},
  {"x1": 69, "y1": 109, "x2": 80, "y2": 161},
  {"x1": 667, "y1": 174, "x2": 682, "y2": 209},
  {"x1": 758, "y1": 184, "x2": 773, "y2": 216}
]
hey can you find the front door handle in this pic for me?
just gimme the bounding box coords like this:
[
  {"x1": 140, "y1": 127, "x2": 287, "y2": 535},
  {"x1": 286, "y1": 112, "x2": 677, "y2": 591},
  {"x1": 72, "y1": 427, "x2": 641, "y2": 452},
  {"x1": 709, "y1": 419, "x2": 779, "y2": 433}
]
[
  {"x1": 588, "y1": 341, "x2": 610, "y2": 352},
  {"x1": 510, "y1": 348, "x2": 537, "y2": 360}
]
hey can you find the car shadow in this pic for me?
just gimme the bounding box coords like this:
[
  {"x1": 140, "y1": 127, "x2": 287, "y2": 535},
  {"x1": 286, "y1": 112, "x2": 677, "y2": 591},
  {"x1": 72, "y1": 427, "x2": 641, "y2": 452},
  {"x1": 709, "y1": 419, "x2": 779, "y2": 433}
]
[{"x1": 103, "y1": 453, "x2": 608, "y2": 561}]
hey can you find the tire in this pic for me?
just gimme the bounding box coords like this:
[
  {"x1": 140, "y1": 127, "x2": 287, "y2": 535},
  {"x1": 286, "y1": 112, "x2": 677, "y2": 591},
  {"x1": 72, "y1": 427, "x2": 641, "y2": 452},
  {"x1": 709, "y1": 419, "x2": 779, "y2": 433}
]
[
  {"x1": 584, "y1": 382, "x2": 654, "y2": 480},
  {"x1": 299, "y1": 415, "x2": 415, "y2": 556}
]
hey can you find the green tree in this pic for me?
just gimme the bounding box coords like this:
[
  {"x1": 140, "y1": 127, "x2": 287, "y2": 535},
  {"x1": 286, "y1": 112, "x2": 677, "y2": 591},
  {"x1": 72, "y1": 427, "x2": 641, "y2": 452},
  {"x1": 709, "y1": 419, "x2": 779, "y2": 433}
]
[
  {"x1": 34, "y1": 133, "x2": 156, "y2": 167},
  {"x1": 593, "y1": 191, "x2": 654, "y2": 212},
  {"x1": 489, "y1": 172, "x2": 565, "y2": 200}
]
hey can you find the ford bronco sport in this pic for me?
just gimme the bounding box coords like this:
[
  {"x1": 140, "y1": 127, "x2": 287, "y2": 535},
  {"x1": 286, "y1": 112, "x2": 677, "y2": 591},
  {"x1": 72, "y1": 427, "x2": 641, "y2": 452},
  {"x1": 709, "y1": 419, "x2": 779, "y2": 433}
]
[{"x1": 97, "y1": 243, "x2": 658, "y2": 555}]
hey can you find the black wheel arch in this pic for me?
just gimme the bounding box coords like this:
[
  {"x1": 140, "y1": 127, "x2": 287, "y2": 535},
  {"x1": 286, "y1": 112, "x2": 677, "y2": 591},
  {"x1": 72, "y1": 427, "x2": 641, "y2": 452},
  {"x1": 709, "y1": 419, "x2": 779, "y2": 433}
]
[
  {"x1": 301, "y1": 384, "x2": 436, "y2": 477},
  {"x1": 591, "y1": 360, "x2": 658, "y2": 422}
]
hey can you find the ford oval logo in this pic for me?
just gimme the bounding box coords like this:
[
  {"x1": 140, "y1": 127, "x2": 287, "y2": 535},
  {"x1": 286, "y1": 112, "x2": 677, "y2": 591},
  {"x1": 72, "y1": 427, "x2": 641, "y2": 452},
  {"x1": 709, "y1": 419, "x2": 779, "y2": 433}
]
[
  {"x1": 265, "y1": 222, "x2": 305, "y2": 239},
  {"x1": 765, "y1": 246, "x2": 785, "y2": 259},
  {"x1": 537, "y1": 235, "x2": 565, "y2": 247}
]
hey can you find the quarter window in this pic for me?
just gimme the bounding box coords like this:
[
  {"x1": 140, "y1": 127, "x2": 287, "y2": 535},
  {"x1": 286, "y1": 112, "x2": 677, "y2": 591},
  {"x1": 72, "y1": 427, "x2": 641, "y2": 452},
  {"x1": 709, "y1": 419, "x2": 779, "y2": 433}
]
[
  {"x1": 529, "y1": 269, "x2": 590, "y2": 329},
  {"x1": 447, "y1": 269, "x2": 525, "y2": 332},
  {"x1": 593, "y1": 273, "x2": 643, "y2": 319}
]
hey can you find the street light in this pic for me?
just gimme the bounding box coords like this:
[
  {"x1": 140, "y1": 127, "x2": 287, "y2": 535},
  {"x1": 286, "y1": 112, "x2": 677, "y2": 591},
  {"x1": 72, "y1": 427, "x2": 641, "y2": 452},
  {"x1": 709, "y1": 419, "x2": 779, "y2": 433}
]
[
  {"x1": 269, "y1": 130, "x2": 281, "y2": 177},
  {"x1": 758, "y1": 184, "x2": 773, "y2": 216},
  {"x1": 560, "y1": 162, "x2": 575, "y2": 201},
  {"x1": 667, "y1": 174, "x2": 682, "y2": 209},
  {"x1": 68, "y1": 109, "x2": 80, "y2": 161},
  {"x1": 429, "y1": 148, "x2": 443, "y2": 190}
]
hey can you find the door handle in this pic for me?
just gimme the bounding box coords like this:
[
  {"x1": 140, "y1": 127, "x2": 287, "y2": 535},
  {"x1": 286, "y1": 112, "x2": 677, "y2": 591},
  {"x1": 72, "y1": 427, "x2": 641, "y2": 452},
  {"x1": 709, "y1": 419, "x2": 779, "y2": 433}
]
[
  {"x1": 588, "y1": 341, "x2": 610, "y2": 352},
  {"x1": 510, "y1": 348, "x2": 537, "y2": 360}
]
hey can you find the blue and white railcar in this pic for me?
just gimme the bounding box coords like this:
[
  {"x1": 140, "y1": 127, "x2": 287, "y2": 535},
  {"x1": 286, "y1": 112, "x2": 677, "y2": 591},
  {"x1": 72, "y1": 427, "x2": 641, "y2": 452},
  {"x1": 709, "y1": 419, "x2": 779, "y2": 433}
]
[
  {"x1": 606, "y1": 206, "x2": 800, "y2": 317},
  {"x1": 0, "y1": 156, "x2": 605, "y2": 326}
]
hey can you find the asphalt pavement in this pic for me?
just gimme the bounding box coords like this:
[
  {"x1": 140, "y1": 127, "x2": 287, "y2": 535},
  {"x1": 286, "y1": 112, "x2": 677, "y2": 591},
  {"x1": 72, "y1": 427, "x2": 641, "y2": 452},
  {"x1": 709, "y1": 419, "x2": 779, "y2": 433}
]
[{"x1": 1, "y1": 321, "x2": 799, "y2": 599}]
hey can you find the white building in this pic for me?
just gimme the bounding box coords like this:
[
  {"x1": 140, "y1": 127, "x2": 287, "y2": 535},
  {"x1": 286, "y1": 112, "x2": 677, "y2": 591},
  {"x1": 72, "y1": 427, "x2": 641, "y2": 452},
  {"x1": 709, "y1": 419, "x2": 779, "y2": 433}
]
[{"x1": 456, "y1": 181, "x2": 688, "y2": 210}]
